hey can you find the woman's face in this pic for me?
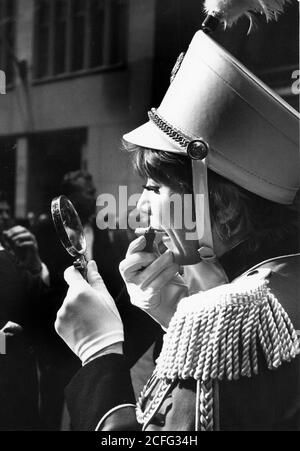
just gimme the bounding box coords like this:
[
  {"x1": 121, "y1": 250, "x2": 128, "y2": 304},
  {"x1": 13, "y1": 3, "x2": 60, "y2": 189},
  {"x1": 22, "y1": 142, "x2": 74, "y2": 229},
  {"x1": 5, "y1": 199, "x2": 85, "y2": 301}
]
[{"x1": 137, "y1": 178, "x2": 200, "y2": 265}]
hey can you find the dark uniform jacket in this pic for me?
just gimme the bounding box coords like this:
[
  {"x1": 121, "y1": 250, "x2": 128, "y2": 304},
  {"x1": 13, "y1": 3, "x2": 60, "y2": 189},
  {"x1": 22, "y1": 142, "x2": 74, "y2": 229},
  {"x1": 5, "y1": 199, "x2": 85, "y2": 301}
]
[{"x1": 65, "y1": 240, "x2": 300, "y2": 431}]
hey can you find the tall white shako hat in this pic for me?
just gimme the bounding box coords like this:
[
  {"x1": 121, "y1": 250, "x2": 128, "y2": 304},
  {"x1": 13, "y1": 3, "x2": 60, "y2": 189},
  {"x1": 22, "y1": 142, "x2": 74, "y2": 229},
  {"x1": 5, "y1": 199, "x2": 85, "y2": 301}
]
[{"x1": 123, "y1": 0, "x2": 299, "y2": 291}]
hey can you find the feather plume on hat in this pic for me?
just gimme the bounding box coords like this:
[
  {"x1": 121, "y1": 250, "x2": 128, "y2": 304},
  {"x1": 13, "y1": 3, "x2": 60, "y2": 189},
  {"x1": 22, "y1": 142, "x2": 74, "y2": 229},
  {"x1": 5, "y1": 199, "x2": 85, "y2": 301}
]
[{"x1": 204, "y1": 0, "x2": 291, "y2": 29}]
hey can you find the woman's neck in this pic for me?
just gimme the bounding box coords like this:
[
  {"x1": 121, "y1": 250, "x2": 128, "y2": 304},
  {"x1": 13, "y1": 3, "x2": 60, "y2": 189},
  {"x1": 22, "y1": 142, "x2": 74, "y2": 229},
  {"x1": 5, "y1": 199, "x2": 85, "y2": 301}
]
[{"x1": 212, "y1": 228, "x2": 243, "y2": 258}]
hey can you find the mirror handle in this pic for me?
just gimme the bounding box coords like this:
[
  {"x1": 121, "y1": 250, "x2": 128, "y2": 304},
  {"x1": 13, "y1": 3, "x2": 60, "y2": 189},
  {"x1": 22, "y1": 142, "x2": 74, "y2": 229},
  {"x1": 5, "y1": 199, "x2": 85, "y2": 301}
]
[{"x1": 73, "y1": 255, "x2": 88, "y2": 280}]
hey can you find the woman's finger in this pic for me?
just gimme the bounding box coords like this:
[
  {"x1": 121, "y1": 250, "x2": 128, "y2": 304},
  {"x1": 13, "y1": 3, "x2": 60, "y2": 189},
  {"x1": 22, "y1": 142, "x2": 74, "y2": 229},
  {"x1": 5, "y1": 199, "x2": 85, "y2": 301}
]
[
  {"x1": 143, "y1": 264, "x2": 180, "y2": 292},
  {"x1": 126, "y1": 235, "x2": 146, "y2": 257},
  {"x1": 120, "y1": 251, "x2": 156, "y2": 280},
  {"x1": 137, "y1": 251, "x2": 177, "y2": 288},
  {"x1": 64, "y1": 266, "x2": 88, "y2": 290},
  {"x1": 87, "y1": 260, "x2": 106, "y2": 292}
]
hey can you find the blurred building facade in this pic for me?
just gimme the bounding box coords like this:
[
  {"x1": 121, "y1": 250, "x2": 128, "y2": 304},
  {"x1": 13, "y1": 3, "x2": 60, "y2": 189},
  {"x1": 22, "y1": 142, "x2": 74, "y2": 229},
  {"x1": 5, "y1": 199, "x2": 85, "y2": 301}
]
[
  {"x1": 0, "y1": 0, "x2": 298, "y2": 218},
  {"x1": 0, "y1": 0, "x2": 156, "y2": 217}
]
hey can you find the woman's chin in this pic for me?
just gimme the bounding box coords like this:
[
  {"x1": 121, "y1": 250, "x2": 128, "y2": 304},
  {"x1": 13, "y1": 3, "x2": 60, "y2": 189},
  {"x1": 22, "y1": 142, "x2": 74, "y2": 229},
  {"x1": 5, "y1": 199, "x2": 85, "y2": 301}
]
[{"x1": 163, "y1": 237, "x2": 200, "y2": 265}]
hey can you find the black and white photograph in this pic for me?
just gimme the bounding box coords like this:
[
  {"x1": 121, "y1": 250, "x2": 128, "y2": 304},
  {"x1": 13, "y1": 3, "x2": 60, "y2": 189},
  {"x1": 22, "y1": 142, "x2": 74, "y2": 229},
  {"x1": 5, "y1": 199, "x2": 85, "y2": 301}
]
[{"x1": 0, "y1": 0, "x2": 299, "y2": 434}]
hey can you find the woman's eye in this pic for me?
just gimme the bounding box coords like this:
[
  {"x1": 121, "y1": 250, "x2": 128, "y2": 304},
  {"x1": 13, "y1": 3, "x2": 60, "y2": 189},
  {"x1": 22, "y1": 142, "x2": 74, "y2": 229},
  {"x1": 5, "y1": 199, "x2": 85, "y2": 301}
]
[{"x1": 142, "y1": 184, "x2": 160, "y2": 194}]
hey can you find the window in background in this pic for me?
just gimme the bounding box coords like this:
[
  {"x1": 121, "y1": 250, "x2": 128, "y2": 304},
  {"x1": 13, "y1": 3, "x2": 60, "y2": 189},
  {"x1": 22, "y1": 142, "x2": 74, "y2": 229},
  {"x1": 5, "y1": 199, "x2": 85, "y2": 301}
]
[
  {"x1": 0, "y1": 0, "x2": 16, "y2": 86},
  {"x1": 33, "y1": 0, "x2": 128, "y2": 81},
  {"x1": 27, "y1": 129, "x2": 86, "y2": 214},
  {"x1": 54, "y1": 0, "x2": 68, "y2": 75}
]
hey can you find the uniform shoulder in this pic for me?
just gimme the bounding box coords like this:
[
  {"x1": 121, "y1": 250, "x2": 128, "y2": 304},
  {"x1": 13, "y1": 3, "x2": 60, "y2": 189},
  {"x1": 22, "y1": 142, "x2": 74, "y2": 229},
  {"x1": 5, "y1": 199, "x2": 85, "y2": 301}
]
[
  {"x1": 155, "y1": 254, "x2": 300, "y2": 382},
  {"x1": 239, "y1": 252, "x2": 300, "y2": 281},
  {"x1": 237, "y1": 253, "x2": 300, "y2": 326}
]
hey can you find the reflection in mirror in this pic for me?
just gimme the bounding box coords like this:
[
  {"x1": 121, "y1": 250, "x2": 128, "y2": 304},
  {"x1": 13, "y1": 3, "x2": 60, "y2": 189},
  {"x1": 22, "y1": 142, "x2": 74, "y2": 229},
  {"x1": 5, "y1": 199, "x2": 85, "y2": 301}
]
[
  {"x1": 60, "y1": 197, "x2": 86, "y2": 255},
  {"x1": 51, "y1": 195, "x2": 87, "y2": 278}
]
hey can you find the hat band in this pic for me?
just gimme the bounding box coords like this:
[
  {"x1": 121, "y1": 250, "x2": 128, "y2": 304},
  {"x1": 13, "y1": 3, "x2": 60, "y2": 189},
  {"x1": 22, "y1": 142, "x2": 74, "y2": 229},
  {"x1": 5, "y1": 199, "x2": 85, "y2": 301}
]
[
  {"x1": 148, "y1": 108, "x2": 210, "y2": 161},
  {"x1": 148, "y1": 108, "x2": 190, "y2": 149}
]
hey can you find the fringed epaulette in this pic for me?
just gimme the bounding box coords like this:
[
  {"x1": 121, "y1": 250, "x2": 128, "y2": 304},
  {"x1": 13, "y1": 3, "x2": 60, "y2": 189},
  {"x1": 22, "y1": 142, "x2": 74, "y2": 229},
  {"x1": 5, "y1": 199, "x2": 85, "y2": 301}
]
[
  {"x1": 155, "y1": 275, "x2": 299, "y2": 382},
  {"x1": 136, "y1": 274, "x2": 299, "y2": 430}
]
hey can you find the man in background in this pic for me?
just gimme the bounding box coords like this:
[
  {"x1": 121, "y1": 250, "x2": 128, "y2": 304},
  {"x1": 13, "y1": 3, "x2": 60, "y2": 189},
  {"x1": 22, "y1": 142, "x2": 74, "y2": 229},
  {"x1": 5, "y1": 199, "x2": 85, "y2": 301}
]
[{"x1": 0, "y1": 190, "x2": 49, "y2": 430}]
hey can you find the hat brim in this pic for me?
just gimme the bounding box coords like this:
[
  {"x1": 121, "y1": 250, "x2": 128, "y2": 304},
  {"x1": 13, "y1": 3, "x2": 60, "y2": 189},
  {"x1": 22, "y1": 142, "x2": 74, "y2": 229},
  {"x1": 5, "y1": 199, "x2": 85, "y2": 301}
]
[{"x1": 123, "y1": 120, "x2": 186, "y2": 155}]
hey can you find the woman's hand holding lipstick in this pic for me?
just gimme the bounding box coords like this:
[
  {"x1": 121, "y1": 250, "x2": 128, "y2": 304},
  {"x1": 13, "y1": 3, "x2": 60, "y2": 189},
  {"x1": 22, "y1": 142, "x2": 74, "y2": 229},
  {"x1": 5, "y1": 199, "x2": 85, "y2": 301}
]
[{"x1": 119, "y1": 234, "x2": 188, "y2": 329}]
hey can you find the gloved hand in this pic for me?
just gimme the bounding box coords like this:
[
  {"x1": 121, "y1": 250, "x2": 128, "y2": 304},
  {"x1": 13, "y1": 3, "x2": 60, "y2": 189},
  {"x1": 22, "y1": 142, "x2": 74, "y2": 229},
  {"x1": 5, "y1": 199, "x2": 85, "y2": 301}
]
[
  {"x1": 55, "y1": 260, "x2": 124, "y2": 365},
  {"x1": 119, "y1": 235, "x2": 188, "y2": 329}
]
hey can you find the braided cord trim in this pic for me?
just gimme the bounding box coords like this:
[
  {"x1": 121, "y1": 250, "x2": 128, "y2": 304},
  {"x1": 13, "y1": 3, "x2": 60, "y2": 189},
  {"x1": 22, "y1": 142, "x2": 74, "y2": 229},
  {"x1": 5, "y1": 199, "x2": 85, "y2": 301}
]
[
  {"x1": 148, "y1": 108, "x2": 191, "y2": 149},
  {"x1": 199, "y1": 379, "x2": 214, "y2": 431},
  {"x1": 136, "y1": 376, "x2": 173, "y2": 426},
  {"x1": 137, "y1": 277, "x2": 299, "y2": 430}
]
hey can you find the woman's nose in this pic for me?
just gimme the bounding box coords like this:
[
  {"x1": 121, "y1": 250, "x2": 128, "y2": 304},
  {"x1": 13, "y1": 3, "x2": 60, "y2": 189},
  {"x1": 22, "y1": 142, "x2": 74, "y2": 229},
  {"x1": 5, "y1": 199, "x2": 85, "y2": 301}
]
[{"x1": 137, "y1": 189, "x2": 151, "y2": 216}]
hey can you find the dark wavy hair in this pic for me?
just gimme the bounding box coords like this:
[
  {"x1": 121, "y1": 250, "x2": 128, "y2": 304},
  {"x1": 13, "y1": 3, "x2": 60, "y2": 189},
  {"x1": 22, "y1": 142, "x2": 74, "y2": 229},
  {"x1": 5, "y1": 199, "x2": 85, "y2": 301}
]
[
  {"x1": 60, "y1": 170, "x2": 95, "y2": 196},
  {"x1": 129, "y1": 145, "x2": 299, "y2": 254}
]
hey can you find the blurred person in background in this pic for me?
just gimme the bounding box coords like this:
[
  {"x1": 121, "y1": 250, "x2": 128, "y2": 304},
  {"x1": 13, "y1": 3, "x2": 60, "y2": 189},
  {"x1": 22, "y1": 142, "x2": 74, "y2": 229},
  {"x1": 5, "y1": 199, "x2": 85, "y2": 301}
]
[
  {"x1": 0, "y1": 191, "x2": 12, "y2": 232},
  {"x1": 0, "y1": 190, "x2": 50, "y2": 430}
]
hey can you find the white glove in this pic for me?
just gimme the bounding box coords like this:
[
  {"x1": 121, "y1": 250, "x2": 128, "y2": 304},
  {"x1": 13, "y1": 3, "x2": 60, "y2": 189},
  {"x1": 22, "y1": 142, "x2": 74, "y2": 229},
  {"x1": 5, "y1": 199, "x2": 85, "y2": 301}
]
[
  {"x1": 55, "y1": 260, "x2": 124, "y2": 365},
  {"x1": 119, "y1": 235, "x2": 188, "y2": 329}
]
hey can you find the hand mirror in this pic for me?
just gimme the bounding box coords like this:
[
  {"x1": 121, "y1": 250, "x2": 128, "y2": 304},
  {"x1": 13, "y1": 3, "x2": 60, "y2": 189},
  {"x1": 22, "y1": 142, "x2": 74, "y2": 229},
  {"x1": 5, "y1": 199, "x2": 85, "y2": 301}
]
[{"x1": 51, "y1": 195, "x2": 88, "y2": 279}]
